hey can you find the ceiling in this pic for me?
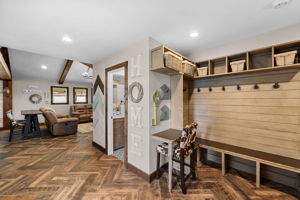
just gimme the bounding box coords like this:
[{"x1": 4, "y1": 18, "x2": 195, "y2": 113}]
[
  {"x1": 9, "y1": 48, "x2": 93, "y2": 83},
  {"x1": 1, "y1": 0, "x2": 300, "y2": 63}
]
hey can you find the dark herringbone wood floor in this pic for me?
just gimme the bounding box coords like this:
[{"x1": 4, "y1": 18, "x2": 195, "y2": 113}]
[{"x1": 0, "y1": 126, "x2": 298, "y2": 200}]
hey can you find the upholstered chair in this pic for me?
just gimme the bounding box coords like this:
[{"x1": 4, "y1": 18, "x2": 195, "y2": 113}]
[
  {"x1": 156, "y1": 122, "x2": 198, "y2": 194},
  {"x1": 42, "y1": 110, "x2": 78, "y2": 136},
  {"x1": 6, "y1": 110, "x2": 25, "y2": 141}
]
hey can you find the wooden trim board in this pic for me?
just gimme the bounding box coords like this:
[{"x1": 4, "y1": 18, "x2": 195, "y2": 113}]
[{"x1": 92, "y1": 141, "x2": 107, "y2": 154}]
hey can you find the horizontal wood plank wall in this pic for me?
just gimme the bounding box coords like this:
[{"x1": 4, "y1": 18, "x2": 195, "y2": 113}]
[{"x1": 189, "y1": 69, "x2": 300, "y2": 188}]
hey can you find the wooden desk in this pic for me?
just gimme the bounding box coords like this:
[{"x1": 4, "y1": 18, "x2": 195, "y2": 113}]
[
  {"x1": 152, "y1": 129, "x2": 182, "y2": 192},
  {"x1": 21, "y1": 110, "x2": 42, "y2": 139}
]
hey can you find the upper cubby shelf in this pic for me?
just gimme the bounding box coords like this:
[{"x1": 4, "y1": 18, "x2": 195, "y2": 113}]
[
  {"x1": 150, "y1": 45, "x2": 195, "y2": 77},
  {"x1": 150, "y1": 40, "x2": 300, "y2": 79},
  {"x1": 194, "y1": 40, "x2": 300, "y2": 79}
]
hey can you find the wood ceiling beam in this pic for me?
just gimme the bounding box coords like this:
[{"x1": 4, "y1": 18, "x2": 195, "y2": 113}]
[
  {"x1": 0, "y1": 47, "x2": 12, "y2": 80},
  {"x1": 59, "y1": 60, "x2": 73, "y2": 84},
  {"x1": 80, "y1": 62, "x2": 93, "y2": 68}
]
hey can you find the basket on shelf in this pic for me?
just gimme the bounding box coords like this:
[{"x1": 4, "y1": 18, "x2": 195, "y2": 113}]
[
  {"x1": 230, "y1": 60, "x2": 246, "y2": 72},
  {"x1": 182, "y1": 60, "x2": 196, "y2": 76},
  {"x1": 197, "y1": 67, "x2": 208, "y2": 77},
  {"x1": 274, "y1": 50, "x2": 297, "y2": 66},
  {"x1": 164, "y1": 52, "x2": 182, "y2": 72}
]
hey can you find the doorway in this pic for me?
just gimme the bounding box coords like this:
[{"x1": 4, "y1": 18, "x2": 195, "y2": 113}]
[{"x1": 105, "y1": 62, "x2": 128, "y2": 162}]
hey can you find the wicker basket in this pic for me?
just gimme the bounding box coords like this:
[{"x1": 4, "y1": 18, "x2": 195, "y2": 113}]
[
  {"x1": 274, "y1": 50, "x2": 297, "y2": 66},
  {"x1": 197, "y1": 67, "x2": 208, "y2": 77},
  {"x1": 182, "y1": 60, "x2": 196, "y2": 76},
  {"x1": 164, "y1": 52, "x2": 182, "y2": 72},
  {"x1": 230, "y1": 60, "x2": 245, "y2": 72}
]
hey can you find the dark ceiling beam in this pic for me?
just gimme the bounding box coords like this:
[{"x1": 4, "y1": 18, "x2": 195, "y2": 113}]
[
  {"x1": 59, "y1": 59, "x2": 73, "y2": 84},
  {"x1": 0, "y1": 47, "x2": 12, "y2": 80},
  {"x1": 0, "y1": 47, "x2": 11, "y2": 72},
  {"x1": 80, "y1": 62, "x2": 93, "y2": 68}
]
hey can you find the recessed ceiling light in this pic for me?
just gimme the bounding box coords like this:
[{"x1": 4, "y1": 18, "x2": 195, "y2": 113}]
[
  {"x1": 41, "y1": 65, "x2": 48, "y2": 70},
  {"x1": 272, "y1": 0, "x2": 292, "y2": 9},
  {"x1": 190, "y1": 32, "x2": 199, "y2": 38},
  {"x1": 62, "y1": 35, "x2": 73, "y2": 43}
]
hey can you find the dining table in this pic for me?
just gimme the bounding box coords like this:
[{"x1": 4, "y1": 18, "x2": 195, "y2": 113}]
[
  {"x1": 152, "y1": 129, "x2": 182, "y2": 192},
  {"x1": 21, "y1": 110, "x2": 43, "y2": 139}
]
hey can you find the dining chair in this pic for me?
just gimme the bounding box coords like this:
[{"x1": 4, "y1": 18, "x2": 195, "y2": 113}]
[
  {"x1": 6, "y1": 110, "x2": 25, "y2": 141},
  {"x1": 156, "y1": 122, "x2": 198, "y2": 194}
]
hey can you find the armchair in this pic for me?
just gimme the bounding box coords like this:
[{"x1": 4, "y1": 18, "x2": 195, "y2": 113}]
[{"x1": 42, "y1": 110, "x2": 78, "y2": 136}]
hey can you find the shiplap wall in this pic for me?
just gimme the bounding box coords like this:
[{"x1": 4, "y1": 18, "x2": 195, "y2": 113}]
[{"x1": 189, "y1": 69, "x2": 300, "y2": 188}]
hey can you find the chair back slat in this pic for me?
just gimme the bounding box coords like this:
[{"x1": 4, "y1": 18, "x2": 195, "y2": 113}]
[{"x1": 6, "y1": 110, "x2": 17, "y2": 126}]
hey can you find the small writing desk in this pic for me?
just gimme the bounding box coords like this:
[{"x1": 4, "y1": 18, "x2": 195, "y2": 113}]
[
  {"x1": 152, "y1": 129, "x2": 182, "y2": 192},
  {"x1": 21, "y1": 110, "x2": 42, "y2": 139}
]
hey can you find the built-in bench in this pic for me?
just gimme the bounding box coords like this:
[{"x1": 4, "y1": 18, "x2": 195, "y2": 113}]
[{"x1": 197, "y1": 139, "x2": 300, "y2": 192}]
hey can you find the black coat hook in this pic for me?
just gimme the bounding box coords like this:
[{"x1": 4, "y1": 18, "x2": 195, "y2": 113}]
[
  {"x1": 222, "y1": 86, "x2": 226, "y2": 91},
  {"x1": 237, "y1": 85, "x2": 241, "y2": 91},
  {"x1": 209, "y1": 87, "x2": 212, "y2": 92},
  {"x1": 197, "y1": 88, "x2": 201, "y2": 92},
  {"x1": 273, "y1": 82, "x2": 280, "y2": 89},
  {"x1": 254, "y1": 84, "x2": 259, "y2": 90},
  {"x1": 183, "y1": 88, "x2": 187, "y2": 92}
]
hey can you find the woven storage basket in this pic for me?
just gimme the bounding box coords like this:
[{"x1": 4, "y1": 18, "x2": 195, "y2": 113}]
[
  {"x1": 164, "y1": 52, "x2": 182, "y2": 72},
  {"x1": 230, "y1": 60, "x2": 245, "y2": 72},
  {"x1": 274, "y1": 50, "x2": 297, "y2": 66},
  {"x1": 182, "y1": 60, "x2": 196, "y2": 76},
  {"x1": 197, "y1": 67, "x2": 208, "y2": 77}
]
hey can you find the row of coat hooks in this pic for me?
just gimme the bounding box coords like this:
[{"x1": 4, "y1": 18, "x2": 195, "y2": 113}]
[{"x1": 196, "y1": 82, "x2": 280, "y2": 92}]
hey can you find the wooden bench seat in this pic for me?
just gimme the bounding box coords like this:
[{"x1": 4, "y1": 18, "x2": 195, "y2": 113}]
[{"x1": 197, "y1": 138, "x2": 300, "y2": 190}]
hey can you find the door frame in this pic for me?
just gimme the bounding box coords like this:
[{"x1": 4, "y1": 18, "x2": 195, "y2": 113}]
[{"x1": 105, "y1": 61, "x2": 128, "y2": 163}]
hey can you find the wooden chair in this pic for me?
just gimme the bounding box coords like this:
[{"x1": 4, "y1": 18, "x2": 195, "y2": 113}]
[
  {"x1": 6, "y1": 110, "x2": 25, "y2": 141},
  {"x1": 156, "y1": 122, "x2": 198, "y2": 194}
]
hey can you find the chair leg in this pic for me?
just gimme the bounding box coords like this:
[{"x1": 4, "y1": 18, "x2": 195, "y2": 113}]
[
  {"x1": 156, "y1": 151, "x2": 160, "y2": 179},
  {"x1": 180, "y1": 149, "x2": 186, "y2": 194},
  {"x1": 9, "y1": 125, "x2": 14, "y2": 142},
  {"x1": 191, "y1": 151, "x2": 197, "y2": 180}
]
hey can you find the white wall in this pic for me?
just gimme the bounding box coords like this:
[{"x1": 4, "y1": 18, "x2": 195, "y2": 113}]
[
  {"x1": 12, "y1": 79, "x2": 92, "y2": 122},
  {"x1": 188, "y1": 23, "x2": 300, "y2": 61},
  {"x1": 93, "y1": 38, "x2": 151, "y2": 173}
]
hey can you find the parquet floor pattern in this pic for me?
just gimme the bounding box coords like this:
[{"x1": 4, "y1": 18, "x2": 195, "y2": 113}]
[{"x1": 0, "y1": 126, "x2": 297, "y2": 200}]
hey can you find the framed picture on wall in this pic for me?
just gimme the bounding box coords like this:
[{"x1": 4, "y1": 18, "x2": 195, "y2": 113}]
[
  {"x1": 73, "y1": 87, "x2": 88, "y2": 104},
  {"x1": 51, "y1": 86, "x2": 69, "y2": 105}
]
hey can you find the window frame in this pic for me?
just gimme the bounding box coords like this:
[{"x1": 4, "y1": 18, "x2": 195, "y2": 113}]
[
  {"x1": 51, "y1": 86, "x2": 69, "y2": 105},
  {"x1": 73, "y1": 87, "x2": 88, "y2": 104}
]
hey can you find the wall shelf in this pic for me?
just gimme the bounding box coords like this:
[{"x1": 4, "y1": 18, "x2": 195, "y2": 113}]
[
  {"x1": 194, "y1": 40, "x2": 300, "y2": 79},
  {"x1": 194, "y1": 63, "x2": 300, "y2": 79},
  {"x1": 150, "y1": 45, "x2": 195, "y2": 76}
]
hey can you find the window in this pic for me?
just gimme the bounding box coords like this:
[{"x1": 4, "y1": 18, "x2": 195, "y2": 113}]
[
  {"x1": 51, "y1": 86, "x2": 69, "y2": 104},
  {"x1": 73, "y1": 87, "x2": 88, "y2": 104}
]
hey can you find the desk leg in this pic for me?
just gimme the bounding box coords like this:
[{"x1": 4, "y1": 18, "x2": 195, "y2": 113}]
[
  {"x1": 168, "y1": 142, "x2": 173, "y2": 192},
  {"x1": 33, "y1": 115, "x2": 41, "y2": 137},
  {"x1": 23, "y1": 115, "x2": 30, "y2": 139}
]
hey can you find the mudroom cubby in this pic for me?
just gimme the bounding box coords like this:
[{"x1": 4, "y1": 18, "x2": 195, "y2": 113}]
[
  {"x1": 273, "y1": 41, "x2": 300, "y2": 66},
  {"x1": 248, "y1": 48, "x2": 273, "y2": 70},
  {"x1": 210, "y1": 57, "x2": 227, "y2": 75},
  {"x1": 196, "y1": 61, "x2": 209, "y2": 77},
  {"x1": 227, "y1": 53, "x2": 247, "y2": 73}
]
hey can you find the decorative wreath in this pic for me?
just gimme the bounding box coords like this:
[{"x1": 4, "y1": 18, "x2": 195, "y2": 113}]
[
  {"x1": 128, "y1": 82, "x2": 143, "y2": 103},
  {"x1": 29, "y1": 94, "x2": 42, "y2": 104}
]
